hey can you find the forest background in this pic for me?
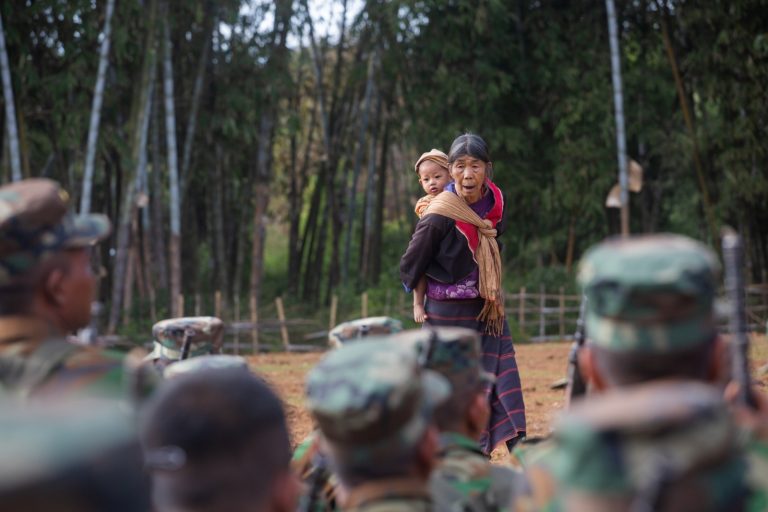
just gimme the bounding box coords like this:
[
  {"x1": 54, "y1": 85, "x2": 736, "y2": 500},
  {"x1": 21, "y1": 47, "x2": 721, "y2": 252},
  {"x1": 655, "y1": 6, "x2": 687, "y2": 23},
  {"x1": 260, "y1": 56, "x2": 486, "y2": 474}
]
[{"x1": 1, "y1": 0, "x2": 767, "y2": 342}]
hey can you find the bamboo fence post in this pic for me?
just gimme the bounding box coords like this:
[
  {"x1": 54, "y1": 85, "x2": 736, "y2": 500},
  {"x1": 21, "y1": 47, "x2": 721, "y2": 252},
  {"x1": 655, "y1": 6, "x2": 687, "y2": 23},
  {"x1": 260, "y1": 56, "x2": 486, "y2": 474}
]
[
  {"x1": 385, "y1": 289, "x2": 391, "y2": 316},
  {"x1": 194, "y1": 293, "x2": 201, "y2": 316},
  {"x1": 538, "y1": 284, "x2": 545, "y2": 340},
  {"x1": 518, "y1": 287, "x2": 526, "y2": 334},
  {"x1": 276, "y1": 297, "x2": 290, "y2": 350},
  {"x1": 234, "y1": 295, "x2": 240, "y2": 355},
  {"x1": 178, "y1": 294, "x2": 184, "y2": 316},
  {"x1": 559, "y1": 287, "x2": 566, "y2": 340},
  {"x1": 214, "y1": 290, "x2": 222, "y2": 318},
  {"x1": 398, "y1": 292, "x2": 405, "y2": 316},
  {"x1": 329, "y1": 294, "x2": 338, "y2": 331},
  {"x1": 361, "y1": 291, "x2": 368, "y2": 318},
  {"x1": 250, "y1": 295, "x2": 259, "y2": 354}
]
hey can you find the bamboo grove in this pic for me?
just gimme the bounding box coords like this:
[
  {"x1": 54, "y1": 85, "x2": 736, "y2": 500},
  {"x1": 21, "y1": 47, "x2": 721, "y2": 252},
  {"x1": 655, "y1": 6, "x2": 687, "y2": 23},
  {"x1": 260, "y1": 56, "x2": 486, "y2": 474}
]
[{"x1": 1, "y1": 1, "x2": 767, "y2": 334}]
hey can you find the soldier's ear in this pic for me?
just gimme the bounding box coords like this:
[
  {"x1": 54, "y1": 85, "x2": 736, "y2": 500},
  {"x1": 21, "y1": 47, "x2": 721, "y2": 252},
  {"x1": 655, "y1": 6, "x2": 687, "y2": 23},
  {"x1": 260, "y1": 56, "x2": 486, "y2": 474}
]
[
  {"x1": 417, "y1": 425, "x2": 440, "y2": 475},
  {"x1": 271, "y1": 469, "x2": 302, "y2": 512},
  {"x1": 42, "y1": 265, "x2": 67, "y2": 307},
  {"x1": 578, "y1": 346, "x2": 608, "y2": 392},
  {"x1": 708, "y1": 336, "x2": 728, "y2": 383}
]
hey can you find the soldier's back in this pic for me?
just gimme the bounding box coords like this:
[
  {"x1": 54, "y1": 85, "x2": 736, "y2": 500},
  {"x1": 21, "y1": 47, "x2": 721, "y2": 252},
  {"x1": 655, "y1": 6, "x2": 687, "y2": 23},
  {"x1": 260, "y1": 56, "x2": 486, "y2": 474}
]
[
  {"x1": 431, "y1": 432, "x2": 526, "y2": 512},
  {"x1": 346, "y1": 480, "x2": 433, "y2": 512}
]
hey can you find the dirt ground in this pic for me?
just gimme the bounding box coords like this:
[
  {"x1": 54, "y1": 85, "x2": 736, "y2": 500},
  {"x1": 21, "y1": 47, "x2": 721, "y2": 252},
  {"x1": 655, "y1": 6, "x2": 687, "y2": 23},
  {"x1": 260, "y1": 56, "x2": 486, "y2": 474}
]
[{"x1": 247, "y1": 337, "x2": 768, "y2": 461}]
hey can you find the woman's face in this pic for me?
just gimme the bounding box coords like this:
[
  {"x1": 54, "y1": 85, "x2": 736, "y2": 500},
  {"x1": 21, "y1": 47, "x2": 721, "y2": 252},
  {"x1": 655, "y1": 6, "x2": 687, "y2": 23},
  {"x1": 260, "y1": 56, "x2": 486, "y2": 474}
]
[{"x1": 450, "y1": 156, "x2": 487, "y2": 204}]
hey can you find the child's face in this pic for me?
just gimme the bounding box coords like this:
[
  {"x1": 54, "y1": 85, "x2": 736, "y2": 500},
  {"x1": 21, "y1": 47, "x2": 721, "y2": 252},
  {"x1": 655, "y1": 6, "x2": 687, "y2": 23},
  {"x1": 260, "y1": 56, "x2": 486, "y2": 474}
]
[{"x1": 418, "y1": 161, "x2": 451, "y2": 196}]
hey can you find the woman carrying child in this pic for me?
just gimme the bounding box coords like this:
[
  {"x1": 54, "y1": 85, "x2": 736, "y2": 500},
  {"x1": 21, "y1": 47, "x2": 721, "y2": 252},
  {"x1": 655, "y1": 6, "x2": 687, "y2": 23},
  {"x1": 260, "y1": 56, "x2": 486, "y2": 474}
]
[{"x1": 400, "y1": 133, "x2": 526, "y2": 455}]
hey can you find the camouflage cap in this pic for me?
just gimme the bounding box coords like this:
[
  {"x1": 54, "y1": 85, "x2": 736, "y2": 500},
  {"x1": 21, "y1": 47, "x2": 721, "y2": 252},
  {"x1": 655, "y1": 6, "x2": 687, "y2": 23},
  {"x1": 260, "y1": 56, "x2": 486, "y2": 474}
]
[
  {"x1": 0, "y1": 400, "x2": 149, "y2": 511},
  {"x1": 163, "y1": 354, "x2": 249, "y2": 379},
  {"x1": 148, "y1": 316, "x2": 225, "y2": 360},
  {"x1": 0, "y1": 178, "x2": 110, "y2": 283},
  {"x1": 546, "y1": 381, "x2": 747, "y2": 510},
  {"x1": 391, "y1": 327, "x2": 494, "y2": 393},
  {"x1": 578, "y1": 234, "x2": 719, "y2": 352},
  {"x1": 328, "y1": 316, "x2": 403, "y2": 349},
  {"x1": 306, "y1": 338, "x2": 449, "y2": 461}
]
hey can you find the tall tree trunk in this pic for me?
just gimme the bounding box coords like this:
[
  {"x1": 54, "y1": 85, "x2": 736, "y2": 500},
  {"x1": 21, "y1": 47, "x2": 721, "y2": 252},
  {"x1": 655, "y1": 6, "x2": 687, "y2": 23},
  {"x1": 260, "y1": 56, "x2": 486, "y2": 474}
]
[
  {"x1": 179, "y1": 11, "x2": 213, "y2": 202},
  {"x1": 162, "y1": 10, "x2": 182, "y2": 317},
  {"x1": 150, "y1": 79, "x2": 169, "y2": 290},
  {"x1": 212, "y1": 142, "x2": 228, "y2": 316},
  {"x1": 80, "y1": 0, "x2": 116, "y2": 213},
  {"x1": 0, "y1": 11, "x2": 22, "y2": 181},
  {"x1": 359, "y1": 88, "x2": 382, "y2": 287},
  {"x1": 107, "y1": 0, "x2": 158, "y2": 332},
  {"x1": 248, "y1": 0, "x2": 293, "y2": 311},
  {"x1": 370, "y1": 120, "x2": 389, "y2": 283},
  {"x1": 342, "y1": 54, "x2": 376, "y2": 284}
]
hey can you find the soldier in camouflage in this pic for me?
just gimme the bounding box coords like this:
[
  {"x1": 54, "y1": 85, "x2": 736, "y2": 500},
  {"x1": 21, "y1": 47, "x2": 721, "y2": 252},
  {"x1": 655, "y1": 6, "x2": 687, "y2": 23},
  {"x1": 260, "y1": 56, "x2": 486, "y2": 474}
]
[
  {"x1": 393, "y1": 327, "x2": 533, "y2": 512},
  {"x1": 294, "y1": 316, "x2": 404, "y2": 512},
  {"x1": 144, "y1": 316, "x2": 225, "y2": 371},
  {"x1": 0, "y1": 178, "x2": 127, "y2": 399},
  {"x1": 306, "y1": 338, "x2": 450, "y2": 512},
  {"x1": 528, "y1": 234, "x2": 766, "y2": 511}
]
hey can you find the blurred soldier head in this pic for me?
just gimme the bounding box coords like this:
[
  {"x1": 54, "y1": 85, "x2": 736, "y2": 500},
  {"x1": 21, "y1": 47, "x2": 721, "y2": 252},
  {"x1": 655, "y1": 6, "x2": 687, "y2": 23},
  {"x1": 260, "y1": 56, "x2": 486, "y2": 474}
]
[
  {"x1": 0, "y1": 178, "x2": 110, "y2": 333},
  {"x1": 0, "y1": 400, "x2": 149, "y2": 512},
  {"x1": 545, "y1": 382, "x2": 749, "y2": 512},
  {"x1": 327, "y1": 316, "x2": 402, "y2": 349},
  {"x1": 146, "y1": 316, "x2": 225, "y2": 369},
  {"x1": 576, "y1": 234, "x2": 724, "y2": 390},
  {"x1": 306, "y1": 339, "x2": 449, "y2": 488},
  {"x1": 141, "y1": 367, "x2": 298, "y2": 512},
  {"x1": 393, "y1": 327, "x2": 493, "y2": 439}
]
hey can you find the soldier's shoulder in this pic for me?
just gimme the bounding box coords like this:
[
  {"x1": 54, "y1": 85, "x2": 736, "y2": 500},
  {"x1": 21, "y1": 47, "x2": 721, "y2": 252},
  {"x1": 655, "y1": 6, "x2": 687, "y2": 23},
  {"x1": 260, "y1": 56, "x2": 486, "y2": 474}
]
[
  {"x1": 37, "y1": 345, "x2": 125, "y2": 397},
  {"x1": 746, "y1": 437, "x2": 768, "y2": 512}
]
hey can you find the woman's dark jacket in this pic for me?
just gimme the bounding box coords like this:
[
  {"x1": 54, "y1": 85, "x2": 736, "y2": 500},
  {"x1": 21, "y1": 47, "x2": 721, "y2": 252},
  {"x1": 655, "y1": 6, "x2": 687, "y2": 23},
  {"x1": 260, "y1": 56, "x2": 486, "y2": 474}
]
[{"x1": 399, "y1": 196, "x2": 506, "y2": 290}]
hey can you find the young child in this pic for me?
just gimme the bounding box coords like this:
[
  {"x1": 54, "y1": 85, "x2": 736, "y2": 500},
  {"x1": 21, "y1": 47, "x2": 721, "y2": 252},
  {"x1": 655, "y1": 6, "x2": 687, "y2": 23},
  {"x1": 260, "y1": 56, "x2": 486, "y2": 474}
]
[{"x1": 412, "y1": 149, "x2": 451, "y2": 323}]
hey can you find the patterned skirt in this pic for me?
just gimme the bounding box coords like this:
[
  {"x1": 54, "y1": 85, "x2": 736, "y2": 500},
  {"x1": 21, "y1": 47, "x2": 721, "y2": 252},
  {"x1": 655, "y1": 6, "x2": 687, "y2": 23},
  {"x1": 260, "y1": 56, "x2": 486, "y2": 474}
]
[{"x1": 425, "y1": 298, "x2": 526, "y2": 454}]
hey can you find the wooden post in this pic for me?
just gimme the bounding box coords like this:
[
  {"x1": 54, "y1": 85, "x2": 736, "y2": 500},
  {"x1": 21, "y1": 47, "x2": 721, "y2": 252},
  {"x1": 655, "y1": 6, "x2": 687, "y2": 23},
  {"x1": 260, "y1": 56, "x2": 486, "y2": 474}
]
[
  {"x1": 518, "y1": 287, "x2": 526, "y2": 333},
  {"x1": 361, "y1": 291, "x2": 368, "y2": 318},
  {"x1": 214, "y1": 290, "x2": 222, "y2": 318},
  {"x1": 398, "y1": 292, "x2": 405, "y2": 317},
  {"x1": 194, "y1": 293, "x2": 201, "y2": 316},
  {"x1": 178, "y1": 294, "x2": 184, "y2": 316},
  {"x1": 538, "y1": 284, "x2": 545, "y2": 340},
  {"x1": 385, "y1": 289, "x2": 391, "y2": 316},
  {"x1": 234, "y1": 294, "x2": 240, "y2": 355},
  {"x1": 250, "y1": 295, "x2": 259, "y2": 354},
  {"x1": 329, "y1": 294, "x2": 338, "y2": 331},
  {"x1": 559, "y1": 287, "x2": 565, "y2": 340},
  {"x1": 276, "y1": 297, "x2": 290, "y2": 350}
]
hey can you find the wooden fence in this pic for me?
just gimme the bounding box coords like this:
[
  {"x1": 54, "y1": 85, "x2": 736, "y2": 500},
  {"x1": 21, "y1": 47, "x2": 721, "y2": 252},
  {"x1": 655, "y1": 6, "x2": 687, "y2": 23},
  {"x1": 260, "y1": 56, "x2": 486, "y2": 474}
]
[{"x1": 106, "y1": 282, "x2": 768, "y2": 353}]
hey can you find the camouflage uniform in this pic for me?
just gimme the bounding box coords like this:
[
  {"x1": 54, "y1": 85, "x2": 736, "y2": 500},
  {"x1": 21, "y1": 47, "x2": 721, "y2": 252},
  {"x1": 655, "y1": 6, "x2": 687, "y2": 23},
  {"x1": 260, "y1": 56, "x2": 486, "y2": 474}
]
[
  {"x1": 295, "y1": 317, "x2": 404, "y2": 512},
  {"x1": 529, "y1": 234, "x2": 756, "y2": 511},
  {"x1": 306, "y1": 339, "x2": 450, "y2": 512},
  {"x1": 393, "y1": 327, "x2": 532, "y2": 512},
  {"x1": 327, "y1": 316, "x2": 403, "y2": 349},
  {"x1": 162, "y1": 353, "x2": 248, "y2": 379},
  {"x1": 0, "y1": 178, "x2": 125, "y2": 399},
  {"x1": 144, "y1": 316, "x2": 224, "y2": 371},
  {"x1": 0, "y1": 399, "x2": 149, "y2": 511}
]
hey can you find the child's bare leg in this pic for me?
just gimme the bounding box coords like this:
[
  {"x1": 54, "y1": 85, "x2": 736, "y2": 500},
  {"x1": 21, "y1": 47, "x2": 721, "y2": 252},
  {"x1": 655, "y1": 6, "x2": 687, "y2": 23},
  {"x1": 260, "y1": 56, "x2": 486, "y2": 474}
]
[{"x1": 413, "y1": 276, "x2": 428, "y2": 323}]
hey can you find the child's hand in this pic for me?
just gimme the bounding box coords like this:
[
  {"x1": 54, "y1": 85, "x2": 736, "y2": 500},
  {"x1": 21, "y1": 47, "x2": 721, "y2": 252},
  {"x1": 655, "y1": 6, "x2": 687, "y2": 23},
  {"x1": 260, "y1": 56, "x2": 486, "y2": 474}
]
[{"x1": 413, "y1": 304, "x2": 428, "y2": 323}]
